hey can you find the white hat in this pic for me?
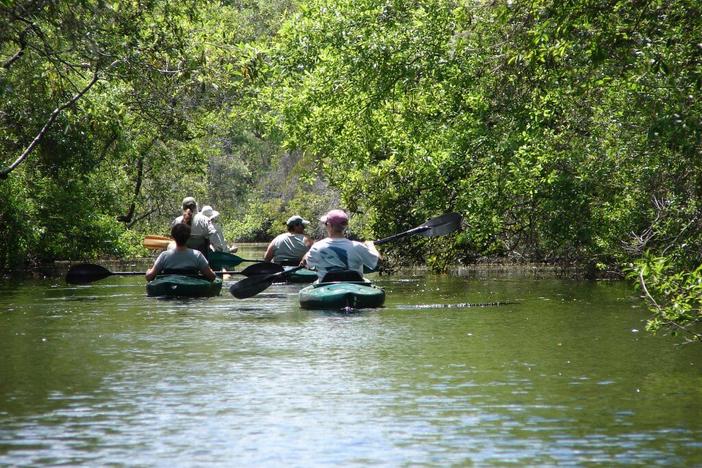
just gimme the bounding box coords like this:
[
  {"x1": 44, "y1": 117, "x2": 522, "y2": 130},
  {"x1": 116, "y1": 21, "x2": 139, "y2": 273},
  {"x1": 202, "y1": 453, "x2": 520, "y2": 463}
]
[
  {"x1": 200, "y1": 205, "x2": 220, "y2": 219},
  {"x1": 286, "y1": 215, "x2": 310, "y2": 227}
]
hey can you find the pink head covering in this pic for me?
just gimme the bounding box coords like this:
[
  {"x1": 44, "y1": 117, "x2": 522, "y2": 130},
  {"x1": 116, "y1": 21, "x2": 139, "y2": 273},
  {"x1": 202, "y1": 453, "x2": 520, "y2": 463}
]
[{"x1": 320, "y1": 209, "x2": 349, "y2": 226}]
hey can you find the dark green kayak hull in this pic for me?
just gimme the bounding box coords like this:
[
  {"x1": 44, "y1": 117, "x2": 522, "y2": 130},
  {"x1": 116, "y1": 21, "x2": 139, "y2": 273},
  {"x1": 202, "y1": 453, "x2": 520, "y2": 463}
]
[
  {"x1": 299, "y1": 281, "x2": 385, "y2": 309},
  {"x1": 146, "y1": 275, "x2": 222, "y2": 297},
  {"x1": 284, "y1": 267, "x2": 317, "y2": 284}
]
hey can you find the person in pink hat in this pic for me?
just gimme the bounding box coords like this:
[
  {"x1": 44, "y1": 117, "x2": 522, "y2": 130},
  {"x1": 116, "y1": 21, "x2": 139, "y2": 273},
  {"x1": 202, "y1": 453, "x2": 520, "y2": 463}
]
[{"x1": 302, "y1": 209, "x2": 381, "y2": 280}]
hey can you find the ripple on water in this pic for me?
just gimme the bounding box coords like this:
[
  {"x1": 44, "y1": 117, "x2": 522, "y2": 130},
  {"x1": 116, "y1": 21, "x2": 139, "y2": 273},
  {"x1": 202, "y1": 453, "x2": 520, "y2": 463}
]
[{"x1": 1, "y1": 273, "x2": 702, "y2": 465}]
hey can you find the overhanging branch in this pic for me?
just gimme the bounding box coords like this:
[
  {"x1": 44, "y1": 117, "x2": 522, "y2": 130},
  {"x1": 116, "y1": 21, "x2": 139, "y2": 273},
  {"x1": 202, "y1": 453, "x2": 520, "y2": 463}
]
[
  {"x1": 2, "y1": 26, "x2": 31, "y2": 69},
  {"x1": 0, "y1": 60, "x2": 119, "y2": 180}
]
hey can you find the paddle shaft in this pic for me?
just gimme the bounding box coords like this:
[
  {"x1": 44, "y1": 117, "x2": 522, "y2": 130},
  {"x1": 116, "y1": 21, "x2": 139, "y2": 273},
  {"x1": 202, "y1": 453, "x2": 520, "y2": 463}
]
[
  {"x1": 105, "y1": 270, "x2": 254, "y2": 277},
  {"x1": 373, "y1": 226, "x2": 429, "y2": 245},
  {"x1": 66, "y1": 263, "x2": 281, "y2": 284}
]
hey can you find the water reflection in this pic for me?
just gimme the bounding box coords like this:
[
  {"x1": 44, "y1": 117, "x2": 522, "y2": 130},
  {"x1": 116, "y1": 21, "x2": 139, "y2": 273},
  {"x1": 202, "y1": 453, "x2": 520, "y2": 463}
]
[{"x1": 1, "y1": 247, "x2": 701, "y2": 465}]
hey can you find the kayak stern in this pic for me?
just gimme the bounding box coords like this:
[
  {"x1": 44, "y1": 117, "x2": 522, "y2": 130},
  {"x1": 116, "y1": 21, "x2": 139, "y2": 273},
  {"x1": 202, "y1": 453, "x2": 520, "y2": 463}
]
[
  {"x1": 299, "y1": 280, "x2": 385, "y2": 310},
  {"x1": 147, "y1": 275, "x2": 222, "y2": 298}
]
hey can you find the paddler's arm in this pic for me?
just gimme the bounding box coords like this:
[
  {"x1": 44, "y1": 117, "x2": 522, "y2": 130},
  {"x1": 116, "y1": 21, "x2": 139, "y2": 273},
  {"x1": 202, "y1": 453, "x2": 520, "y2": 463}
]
[
  {"x1": 145, "y1": 266, "x2": 158, "y2": 282},
  {"x1": 364, "y1": 240, "x2": 381, "y2": 260},
  {"x1": 145, "y1": 252, "x2": 166, "y2": 281},
  {"x1": 200, "y1": 265, "x2": 216, "y2": 281},
  {"x1": 300, "y1": 250, "x2": 310, "y2": 268},
  {"x1": 263, "y1": 240, "x2": 275, "y2": 262}
]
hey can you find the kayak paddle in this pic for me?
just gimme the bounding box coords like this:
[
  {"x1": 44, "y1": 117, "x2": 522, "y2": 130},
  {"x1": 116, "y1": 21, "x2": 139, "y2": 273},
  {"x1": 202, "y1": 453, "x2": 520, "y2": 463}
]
[
  {"x1": 65, "y1": 262, "x2": 284, "y2": 284},
  {"x1": 230, "y1": 266, "x2": 305, "y2": 299},
  {"x1": 143, "y1": 235, "x2": 171, "y2": 250},
  {"x1": 229, "y1": 212, "x2": 463, "y2": 299},
  {"x1": 373, "y1": 212, "x2": 462, "y2": 245},
  {"x1": 207, "y1": 250, "x2": 260, "y2": 268}
]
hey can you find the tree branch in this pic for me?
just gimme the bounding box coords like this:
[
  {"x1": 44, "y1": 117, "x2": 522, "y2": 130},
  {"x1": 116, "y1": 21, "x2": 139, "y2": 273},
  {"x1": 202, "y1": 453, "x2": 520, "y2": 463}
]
[
  {"x1": 2, "y1": 26, "x2": 31, "y2": 69},
  {"x1": 126, "y1": 208, "x2": 158, "y2": 229},
  {"x1": 117, "y1": 138, "x2": 157, "y2": 224},
  {"x1": 0, "y1": 60, "x2": 118, "y2": 180}
]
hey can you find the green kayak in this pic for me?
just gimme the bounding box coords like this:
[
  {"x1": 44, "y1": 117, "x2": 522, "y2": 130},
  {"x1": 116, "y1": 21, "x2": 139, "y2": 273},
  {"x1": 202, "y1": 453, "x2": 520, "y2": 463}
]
[
  {"x1": 146, "y1": 275, "x2": 222, "y2": 298},
  {"x1": 283, "y1": 266, "x2": 317, "y2": 284},
  {"x1": 299, "y1": 278, "x2": 385, "y2": 309}
]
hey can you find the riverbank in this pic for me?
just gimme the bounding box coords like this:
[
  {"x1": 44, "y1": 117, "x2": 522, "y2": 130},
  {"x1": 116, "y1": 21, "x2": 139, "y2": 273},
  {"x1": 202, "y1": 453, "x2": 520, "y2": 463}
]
[
  {"x1": 10, "y1": 259, "x2": 597, "y2": 282},
  {"x1": 5, "y1": 242, "x2": 626, "y2": 281}
]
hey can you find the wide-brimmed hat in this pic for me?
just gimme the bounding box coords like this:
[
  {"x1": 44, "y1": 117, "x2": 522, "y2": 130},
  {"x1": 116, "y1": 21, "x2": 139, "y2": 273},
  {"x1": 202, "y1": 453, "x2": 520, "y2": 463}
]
[
  {"x1": 286, "y1": 215, "x2": 310, "y2": 227},
  {"x1": 200, "y1": 205, "x2": 220, "y2": 219},
  {"x1": 320, "y1": 209, "x2": 349, "y2": 226}
]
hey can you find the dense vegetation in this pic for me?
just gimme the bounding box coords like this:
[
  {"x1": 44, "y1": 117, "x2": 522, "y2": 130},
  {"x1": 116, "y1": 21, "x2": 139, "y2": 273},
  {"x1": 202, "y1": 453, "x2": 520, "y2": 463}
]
[{"x1": 1, "y1": 0, "x2": 700, "y2": 341}]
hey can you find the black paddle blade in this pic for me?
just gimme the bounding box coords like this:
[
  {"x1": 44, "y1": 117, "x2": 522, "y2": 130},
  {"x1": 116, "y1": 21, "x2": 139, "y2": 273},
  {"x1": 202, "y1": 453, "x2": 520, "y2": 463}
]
[
  {"x1": 66, "y1": 263, "x2": 113, "y2": 284},
  {"x1": 230, "y1": 275, "x2": 276, "y2": 299},
  {"x1": 209, "y1": 251, "x2": 261, "y2": 269},
  {"x1": 229, "y1": 266, "x2": 304, "y2": 299},
  {"x1": 239, "y1": 262, "x2": 285, "y2": 277},
  {"x1": 374, "y1": 212, "x2": 463, "y2": 245},
  {"x1": 209, "y1": 251, "x2": 244, "y2": 268},
  {"x1": 419, "y1": 212, "x2": 462, "y2": 237}
]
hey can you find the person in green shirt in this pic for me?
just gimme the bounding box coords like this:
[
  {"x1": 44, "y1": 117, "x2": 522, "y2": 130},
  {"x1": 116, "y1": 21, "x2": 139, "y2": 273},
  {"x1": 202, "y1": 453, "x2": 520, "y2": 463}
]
[{"x1": 146, "y1": 223, "x2": 216, "y2": 281}]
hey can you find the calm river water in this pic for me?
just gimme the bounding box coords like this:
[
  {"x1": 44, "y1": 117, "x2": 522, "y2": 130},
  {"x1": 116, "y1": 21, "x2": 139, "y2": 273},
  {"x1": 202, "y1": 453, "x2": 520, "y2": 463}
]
[{"x1": 1, "y1": 245, "x2": 701, "y2": 466}]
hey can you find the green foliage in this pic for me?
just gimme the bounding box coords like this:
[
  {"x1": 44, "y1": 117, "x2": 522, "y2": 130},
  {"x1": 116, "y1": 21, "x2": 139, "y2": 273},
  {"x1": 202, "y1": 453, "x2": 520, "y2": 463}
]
[
  {"x1": 27, "y1": 172, "x2": 129, "y2": 261},
  {"x1": 115, "y1": 229, "x2": 152, "y2": 259},
  {"x1": 254, "y1": 0, "x2": 702, "y2": 339},
  {"x1": 0, "y1": 175, "x2": 39, "y2": 268},
  {"x1": 0, "y1": 0, "x2": 296, "y2": 267},
  {"x1": 225, "y1": 196, "x2": 282, "y2": 242},
  {"x1": 223, "y1": 174, "x2": 339, "y2": 242},
  {"x1": 630, "y1": 254, "x2": 702, "y2": 343},
  {"x1": 264, "y1": 0, "x2": 702, "y2": 264},
  {"x1": 2, "y1": 0, "x2": 701, "y2": 342}
]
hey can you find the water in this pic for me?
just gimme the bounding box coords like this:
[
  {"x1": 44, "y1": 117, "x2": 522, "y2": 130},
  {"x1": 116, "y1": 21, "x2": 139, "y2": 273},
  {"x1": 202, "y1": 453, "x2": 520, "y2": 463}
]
[{"x1": 1, "y1": 245, "x2": 701, "y2": 466}]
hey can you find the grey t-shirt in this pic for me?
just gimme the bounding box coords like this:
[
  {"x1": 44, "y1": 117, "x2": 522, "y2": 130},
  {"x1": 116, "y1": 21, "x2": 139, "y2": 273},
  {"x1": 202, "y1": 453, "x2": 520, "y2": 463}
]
[
  {"x1": 171, "y1": 213, "x2": 225, "y2": 252},
  {"x1": 270, "y1": 233, "x2": 309, "y2": 263},
  {"x1": 152, "y1": 248, "x2": 209, "y2": 274}
]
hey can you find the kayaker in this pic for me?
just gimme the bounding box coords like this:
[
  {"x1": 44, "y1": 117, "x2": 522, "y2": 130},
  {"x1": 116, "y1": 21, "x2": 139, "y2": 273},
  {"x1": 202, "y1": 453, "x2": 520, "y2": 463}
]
[
  {"x1": 171, "y1": 196, "x2": 225, "y2": 256},
  {"x1": 264, "y1": 215, "x2": 313, "y2": 265},
  {"x1": 172, "y1": 196, "x2": 197, "y2": 225},
  {"x1": 200, "y1": 205, "x2": 237, "y2": 253},
  {"x1": 302, "y1": 209, "x2": 381, "y2": 279},
  {"x1": 146, "y1": 223, "x2": 216, "y2": 281}
]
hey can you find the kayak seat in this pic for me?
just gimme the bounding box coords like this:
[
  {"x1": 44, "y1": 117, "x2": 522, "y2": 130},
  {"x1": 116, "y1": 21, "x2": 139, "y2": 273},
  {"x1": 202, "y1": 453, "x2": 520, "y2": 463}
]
[{"x1": 320, "y1": 270, "x2": 364, "y2": 283}]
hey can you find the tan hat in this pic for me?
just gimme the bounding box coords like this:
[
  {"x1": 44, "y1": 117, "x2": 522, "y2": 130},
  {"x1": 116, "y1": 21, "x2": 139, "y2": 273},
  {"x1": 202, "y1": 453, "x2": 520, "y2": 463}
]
[{"x1": 182, "y1": 196, "x2": 197, "y2": 210}]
